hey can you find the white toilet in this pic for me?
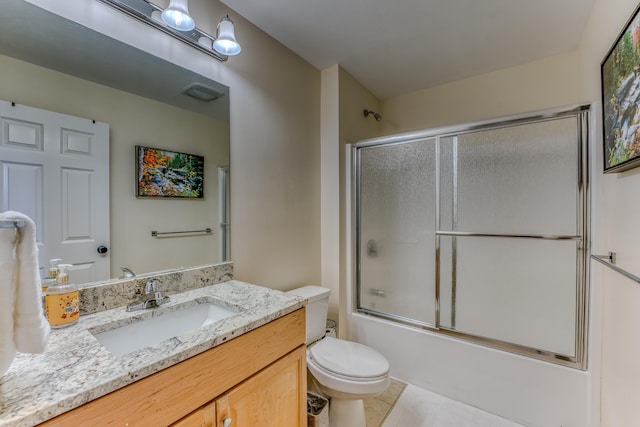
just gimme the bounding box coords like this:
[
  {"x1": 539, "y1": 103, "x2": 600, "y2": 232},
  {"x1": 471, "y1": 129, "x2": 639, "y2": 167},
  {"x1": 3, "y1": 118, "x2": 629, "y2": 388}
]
[{"x1": 287, "y1": 286, "x2": 390, "y2": 427}]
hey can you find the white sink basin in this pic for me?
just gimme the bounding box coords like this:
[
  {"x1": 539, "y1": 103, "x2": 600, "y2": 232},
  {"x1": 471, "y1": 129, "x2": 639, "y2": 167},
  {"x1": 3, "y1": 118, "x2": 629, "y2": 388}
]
[{"x1": 92, "y1": 302, "x2": 238, "y2": 357}]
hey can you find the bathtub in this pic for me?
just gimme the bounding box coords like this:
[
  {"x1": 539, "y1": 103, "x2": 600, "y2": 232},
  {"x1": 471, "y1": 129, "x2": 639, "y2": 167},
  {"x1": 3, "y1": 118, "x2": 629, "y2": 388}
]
[{"x1": 349, "y1": 311, "x2": 596, "y2": 427}]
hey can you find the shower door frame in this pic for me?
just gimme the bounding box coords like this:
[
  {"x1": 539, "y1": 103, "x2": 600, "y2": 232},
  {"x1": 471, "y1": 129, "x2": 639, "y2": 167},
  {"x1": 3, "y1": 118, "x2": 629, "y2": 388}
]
[{"x1": 352, "y1": 104, "x2": 590, "y2": 370}]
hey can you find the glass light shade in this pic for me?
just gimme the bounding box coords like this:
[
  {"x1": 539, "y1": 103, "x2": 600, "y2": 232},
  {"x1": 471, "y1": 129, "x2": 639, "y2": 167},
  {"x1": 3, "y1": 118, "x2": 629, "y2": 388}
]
[
  {"x1": 161, "y1": 0, "x2": 195, "y2": 31},
  {"x1": 213, "y1": 16, "x2": 241, "y2": 56}
]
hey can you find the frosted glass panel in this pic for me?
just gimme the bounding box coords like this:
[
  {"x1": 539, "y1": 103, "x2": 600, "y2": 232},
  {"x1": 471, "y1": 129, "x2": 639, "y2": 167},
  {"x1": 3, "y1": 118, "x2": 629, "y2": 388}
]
[
  {"x1": 442, "y1": 118, "x2": 578, "y2": 235},
  {"x1": 358, "y1": 138, "x2": 436, "y2": 324},
  {"x1": 439, "y1": 136, "x2": 455, "y2": 232},
  {"x1": 439, "y1": 236, "x2": 577, "y2": 356}
]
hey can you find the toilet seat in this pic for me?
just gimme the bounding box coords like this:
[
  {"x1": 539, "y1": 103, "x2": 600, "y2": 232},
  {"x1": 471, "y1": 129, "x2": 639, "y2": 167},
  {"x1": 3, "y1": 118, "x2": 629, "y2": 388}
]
[
  {"x1": 309, "y1": 337, "x2": 389, "y2": 380},
  {"x1": 307, "y1": 337, "x2": 390, "y2": 398}
]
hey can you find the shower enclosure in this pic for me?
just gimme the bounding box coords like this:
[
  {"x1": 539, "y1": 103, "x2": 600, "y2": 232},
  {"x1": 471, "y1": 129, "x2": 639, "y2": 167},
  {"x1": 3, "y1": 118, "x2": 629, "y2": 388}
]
[{"x1": 353, "y1": 105, "x2": 590, "y2": 368}]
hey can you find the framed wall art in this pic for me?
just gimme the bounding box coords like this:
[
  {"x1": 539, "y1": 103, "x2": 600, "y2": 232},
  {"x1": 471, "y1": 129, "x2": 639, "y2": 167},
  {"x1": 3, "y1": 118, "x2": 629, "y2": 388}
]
[
  {"x1": 136, "y1": 145, "x2": 204, "y2": 198},
  {"x1": 602, "y1": 3, "x2": 640, "y2": 173}
]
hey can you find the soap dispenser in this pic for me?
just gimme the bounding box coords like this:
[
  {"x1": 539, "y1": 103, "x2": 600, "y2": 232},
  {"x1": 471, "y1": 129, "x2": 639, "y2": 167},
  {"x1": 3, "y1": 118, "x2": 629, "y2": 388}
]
[
  {"x1": 45, "y1": 264, "x2": 80, "y2": 328},
  {"x1": 42, "y1": 258, "x2": 61, "y2": 293},
  {"x1": 47, "y1": 258, "x2": 62, "y2": 279}
]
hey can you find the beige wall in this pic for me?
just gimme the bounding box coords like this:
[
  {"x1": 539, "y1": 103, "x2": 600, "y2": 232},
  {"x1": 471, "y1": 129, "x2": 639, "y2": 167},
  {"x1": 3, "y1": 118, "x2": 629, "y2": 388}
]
[
  {"x1": 338, "y1": 68, "x2": 381, "y2": 144},
  {"x1": 320, "y1": 65, "x2": 340, "y2": 320},
  {"x1": 380, "y1": 51, "x2": 583, "y2": 134},
  {"x1": 0, "y1": 54, "x2": 228, "y2": 278},
  {"x1": 220, "y1": 7, "x2": 322, "y2": 290}
]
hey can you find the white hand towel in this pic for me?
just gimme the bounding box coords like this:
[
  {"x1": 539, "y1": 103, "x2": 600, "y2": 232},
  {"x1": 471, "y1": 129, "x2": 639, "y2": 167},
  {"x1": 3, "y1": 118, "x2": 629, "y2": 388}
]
[
  {"x1": 0, "y1": 214, "x2": 16, "y2": 375},
  {"x1": 0, "y1": 211, "x2": 50, "y2": 376}
]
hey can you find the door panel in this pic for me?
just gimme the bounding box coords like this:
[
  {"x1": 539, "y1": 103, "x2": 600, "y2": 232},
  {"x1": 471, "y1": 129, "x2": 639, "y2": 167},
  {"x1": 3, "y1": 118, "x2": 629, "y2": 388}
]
[
  {"x1": 0, "y1": 100, "x2": 110, "y2": 282},
  {"x1": 216, "y1": 346, "x2": 306, "y2": 427},
  {"x1": 3, "y1": 117, "x2": 43, "y2": 151},
  {"x1": 62, "y1": 168, "x2": 93, "y2": 239},
  {"x1": 2, "y1": 161, "x2": 44, "y2": 244}
]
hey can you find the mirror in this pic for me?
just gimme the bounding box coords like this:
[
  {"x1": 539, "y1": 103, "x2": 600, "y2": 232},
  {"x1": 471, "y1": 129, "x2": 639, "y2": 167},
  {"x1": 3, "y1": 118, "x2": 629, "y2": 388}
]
[{"x1": 0, "y1": 0, "x2": 230, "y2": 283}]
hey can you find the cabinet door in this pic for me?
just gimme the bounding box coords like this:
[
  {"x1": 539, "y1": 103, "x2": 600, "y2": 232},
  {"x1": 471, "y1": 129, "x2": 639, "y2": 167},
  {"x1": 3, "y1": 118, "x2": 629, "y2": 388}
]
[
  {"x1": 216, "y1": 345, "x2": 306, "y2": 427},
  {"x1": 172, "y1": 403, "x2": 216, "y2": 427}
]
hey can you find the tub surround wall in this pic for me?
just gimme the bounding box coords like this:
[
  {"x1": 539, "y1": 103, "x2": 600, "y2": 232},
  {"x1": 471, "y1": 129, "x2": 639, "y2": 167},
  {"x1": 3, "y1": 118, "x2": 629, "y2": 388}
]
[{"x1": 79, "y1": 262, "x2": 233, "y2": 315}]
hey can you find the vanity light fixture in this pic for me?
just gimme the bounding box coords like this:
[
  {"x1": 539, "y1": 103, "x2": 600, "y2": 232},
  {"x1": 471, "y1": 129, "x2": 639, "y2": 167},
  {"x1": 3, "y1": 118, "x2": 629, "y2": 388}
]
[{"x1": 96, "y1": 0, "x2": 241, "y2": 61}]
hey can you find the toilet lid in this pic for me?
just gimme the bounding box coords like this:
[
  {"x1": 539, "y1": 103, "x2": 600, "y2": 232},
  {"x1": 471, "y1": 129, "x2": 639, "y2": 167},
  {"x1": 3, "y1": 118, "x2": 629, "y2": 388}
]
[{"x1": 309, "y1": 337, "x2": 389, "y2": 379}]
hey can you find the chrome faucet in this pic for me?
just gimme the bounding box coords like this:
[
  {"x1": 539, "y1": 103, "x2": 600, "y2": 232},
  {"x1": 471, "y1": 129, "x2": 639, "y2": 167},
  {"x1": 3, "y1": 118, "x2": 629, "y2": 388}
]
[{"x1": 126, "y1": 279, "x2": 170, "y2": 312}]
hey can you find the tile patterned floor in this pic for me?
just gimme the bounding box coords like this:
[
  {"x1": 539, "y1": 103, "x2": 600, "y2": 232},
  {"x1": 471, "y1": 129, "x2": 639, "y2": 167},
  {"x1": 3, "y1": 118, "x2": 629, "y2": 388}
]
[
  {"x1": 363, "y1": 378, "x2": 407, "y2": 426},
  {"x1": 365, "y1": 380, "x2": 524, "y2": 427}
]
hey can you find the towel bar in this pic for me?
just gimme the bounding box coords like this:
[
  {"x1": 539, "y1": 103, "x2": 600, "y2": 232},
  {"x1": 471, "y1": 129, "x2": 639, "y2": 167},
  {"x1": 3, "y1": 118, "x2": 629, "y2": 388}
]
[
  {"x1": 151, "y1": 227, "x2": 212, "y2": 237},
  {"x1": 436, "y1": 231, "x2": 582, "y2": 240},
  {"x1": 0, "y1": 219, "x2": 25, "y2": 228},
  {"x1": 591, "y1": 252, "x2": 640, "y2": 285}
]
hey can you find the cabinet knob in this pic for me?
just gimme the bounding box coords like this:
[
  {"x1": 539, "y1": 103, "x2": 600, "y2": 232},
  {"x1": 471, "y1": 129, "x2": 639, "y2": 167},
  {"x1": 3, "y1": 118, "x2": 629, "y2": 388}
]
[{"x1": 222, "y1": 418, "x2": 232, "y2": 427}]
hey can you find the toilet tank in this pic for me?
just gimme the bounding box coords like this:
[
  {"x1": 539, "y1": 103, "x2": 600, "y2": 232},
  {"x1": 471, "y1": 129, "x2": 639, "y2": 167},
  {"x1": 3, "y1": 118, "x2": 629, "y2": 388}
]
[{"x1": 287, "y1": 286, "x2": 330, "y2": 345}]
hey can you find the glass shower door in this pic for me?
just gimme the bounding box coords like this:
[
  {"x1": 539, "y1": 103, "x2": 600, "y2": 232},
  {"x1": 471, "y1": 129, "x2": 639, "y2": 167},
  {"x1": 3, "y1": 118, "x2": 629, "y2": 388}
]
[
  {"x1": 357, "y1": 138, "x2": 437, "y2": 325},
  {"x1": 438, "y1": 117, "x2": 583, "y2": 357},
  {"x1": 353, "y1": 105, "x2": 589, "y2": 368}
]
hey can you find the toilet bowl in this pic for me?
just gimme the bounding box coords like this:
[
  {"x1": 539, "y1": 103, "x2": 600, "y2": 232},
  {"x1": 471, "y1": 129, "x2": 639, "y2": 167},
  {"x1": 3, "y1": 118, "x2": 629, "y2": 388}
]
[{"x1": 287, "y1": 286, "x2": 390, "y2": 427}]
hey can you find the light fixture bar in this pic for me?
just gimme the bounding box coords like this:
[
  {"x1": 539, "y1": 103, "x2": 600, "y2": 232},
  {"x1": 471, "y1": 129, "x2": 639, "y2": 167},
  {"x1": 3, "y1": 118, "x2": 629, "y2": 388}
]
[{"x1": 96, "y1": 0, "x2": 228, "y2": 62}]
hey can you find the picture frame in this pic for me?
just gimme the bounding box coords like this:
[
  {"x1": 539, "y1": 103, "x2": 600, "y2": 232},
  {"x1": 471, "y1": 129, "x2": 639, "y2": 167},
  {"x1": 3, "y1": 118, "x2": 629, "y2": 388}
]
[
  {"x1": 601, "y1": 3, "x2": 640, "y2": 173},
  {"x1": 135, "y1": 145, "x2": 204, "y2": 198}
]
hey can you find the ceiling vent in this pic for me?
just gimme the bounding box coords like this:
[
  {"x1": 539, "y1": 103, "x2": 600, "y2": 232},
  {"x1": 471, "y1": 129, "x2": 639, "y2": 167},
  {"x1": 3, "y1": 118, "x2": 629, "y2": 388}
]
[{"x1": 182, "y1": 82, "x2": 224, "y2": 102}]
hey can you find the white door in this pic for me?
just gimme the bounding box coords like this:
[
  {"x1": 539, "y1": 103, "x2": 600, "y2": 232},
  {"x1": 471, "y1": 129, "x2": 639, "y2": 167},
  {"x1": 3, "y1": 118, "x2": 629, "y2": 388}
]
[{"x1": 0, "y1": 100, "x2": 110, "y2": 283}]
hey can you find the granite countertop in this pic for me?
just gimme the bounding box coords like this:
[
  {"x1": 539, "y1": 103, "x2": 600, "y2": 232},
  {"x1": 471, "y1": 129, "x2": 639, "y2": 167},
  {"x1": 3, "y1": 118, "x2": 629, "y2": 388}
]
[{"x1": 0, "y1": 281, "x2": 305, "y2": 427}]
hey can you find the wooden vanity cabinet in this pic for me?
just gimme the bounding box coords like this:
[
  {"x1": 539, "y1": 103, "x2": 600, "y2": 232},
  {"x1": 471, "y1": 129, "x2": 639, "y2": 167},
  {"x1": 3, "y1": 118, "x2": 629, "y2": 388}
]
[
  {"x1": 39, "y1": 309, "x2": 306, "y2": 427},
  {"x1": 173, "y1": 345, "x2": 306, "y2": 427}
]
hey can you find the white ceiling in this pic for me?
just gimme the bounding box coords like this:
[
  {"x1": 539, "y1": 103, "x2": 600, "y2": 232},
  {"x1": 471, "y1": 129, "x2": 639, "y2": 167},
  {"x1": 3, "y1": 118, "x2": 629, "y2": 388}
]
[{"x1": 221, "y1": 0, "x2": 596, "y2": 99}]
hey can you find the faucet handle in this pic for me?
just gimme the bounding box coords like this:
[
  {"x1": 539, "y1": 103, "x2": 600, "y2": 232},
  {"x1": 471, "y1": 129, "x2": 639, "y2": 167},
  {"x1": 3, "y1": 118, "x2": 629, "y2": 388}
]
[{"x1": 145, "y1": 279, "x2": 159, "y2": 293}]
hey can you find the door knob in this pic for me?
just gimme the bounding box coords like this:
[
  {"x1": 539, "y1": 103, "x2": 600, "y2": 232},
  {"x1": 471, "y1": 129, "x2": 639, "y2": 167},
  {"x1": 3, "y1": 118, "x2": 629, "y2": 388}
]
[
  {"x1": 97, "y1": 245, "x2": 108, "y2": 254},
  {"x1": 222, "y1": 418, "x2": 232, "y2": 427}
]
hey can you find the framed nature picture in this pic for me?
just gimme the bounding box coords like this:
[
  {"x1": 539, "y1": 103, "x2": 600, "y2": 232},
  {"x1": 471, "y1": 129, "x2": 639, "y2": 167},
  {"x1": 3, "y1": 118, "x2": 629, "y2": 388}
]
[
  {"x1": 602, "y1": 4, "x2": 640, "y2": 173},
  {"x1": 136, "y1": 146, "x2": 204, "y2": 198}
]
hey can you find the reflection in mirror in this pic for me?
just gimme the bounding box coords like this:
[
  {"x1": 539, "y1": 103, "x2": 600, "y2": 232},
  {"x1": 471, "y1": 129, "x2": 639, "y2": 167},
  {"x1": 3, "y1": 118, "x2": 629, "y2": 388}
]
[{"x1": 0, "y1": 0, "x2": 230, "y2": 284}]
